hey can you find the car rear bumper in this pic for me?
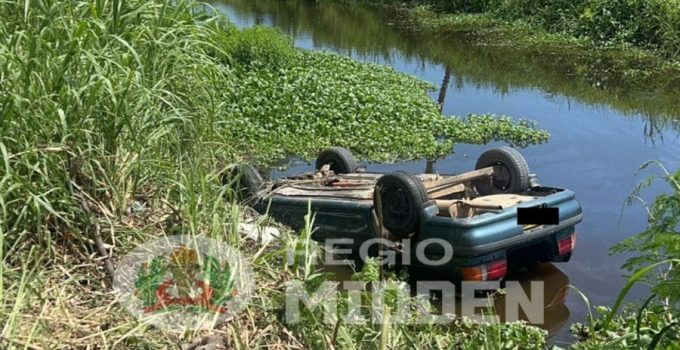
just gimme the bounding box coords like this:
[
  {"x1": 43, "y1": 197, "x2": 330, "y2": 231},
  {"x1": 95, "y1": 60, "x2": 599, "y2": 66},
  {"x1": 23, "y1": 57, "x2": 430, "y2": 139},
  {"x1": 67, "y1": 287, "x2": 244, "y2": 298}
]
[{"x1": 449, "y1": 213, "x2": 582, "y2": 257}]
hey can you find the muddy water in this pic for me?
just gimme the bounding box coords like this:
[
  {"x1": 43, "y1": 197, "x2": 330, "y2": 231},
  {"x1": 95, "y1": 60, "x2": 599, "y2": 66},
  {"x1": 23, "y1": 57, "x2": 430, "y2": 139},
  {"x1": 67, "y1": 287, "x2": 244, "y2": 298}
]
[{"x1": 212, "y1": 0, "x2": 680, "y2": 344}]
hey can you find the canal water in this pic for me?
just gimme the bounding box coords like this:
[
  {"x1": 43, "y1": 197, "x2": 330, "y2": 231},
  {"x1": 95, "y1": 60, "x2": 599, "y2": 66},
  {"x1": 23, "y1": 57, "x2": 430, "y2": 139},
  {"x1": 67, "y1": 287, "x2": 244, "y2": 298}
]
[{"x1": 212, "y1": 0, "x2": 680, "y2": 344}]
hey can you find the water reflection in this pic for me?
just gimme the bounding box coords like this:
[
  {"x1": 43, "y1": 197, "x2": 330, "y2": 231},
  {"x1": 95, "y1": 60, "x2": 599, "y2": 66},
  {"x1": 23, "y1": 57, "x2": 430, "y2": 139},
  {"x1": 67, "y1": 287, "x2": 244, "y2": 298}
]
[
  {"x1": 425, "y1": 65, "x2": 453, "y2": 172},
  {"x1": 499, "y1": 263, "x2": 571, "y2": 335}
]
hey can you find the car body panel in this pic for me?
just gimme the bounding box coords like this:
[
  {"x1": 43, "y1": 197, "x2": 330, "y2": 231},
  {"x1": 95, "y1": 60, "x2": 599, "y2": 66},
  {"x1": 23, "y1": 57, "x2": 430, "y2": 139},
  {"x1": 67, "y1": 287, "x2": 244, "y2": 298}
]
[{"x1": 255, "y1": 181, "x2": 582, "y2": 280}]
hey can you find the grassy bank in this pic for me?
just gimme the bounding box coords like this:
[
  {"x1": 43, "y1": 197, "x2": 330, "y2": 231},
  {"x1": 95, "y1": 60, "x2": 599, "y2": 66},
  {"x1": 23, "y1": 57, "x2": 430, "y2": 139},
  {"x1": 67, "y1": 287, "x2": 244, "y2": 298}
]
[{"x1": 342, "y1": 0, "x2": 680, "y2": 61}]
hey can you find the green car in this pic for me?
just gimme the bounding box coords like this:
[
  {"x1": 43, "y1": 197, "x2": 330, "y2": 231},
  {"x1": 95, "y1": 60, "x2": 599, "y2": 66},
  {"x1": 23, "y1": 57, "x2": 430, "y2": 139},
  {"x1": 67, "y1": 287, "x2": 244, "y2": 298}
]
[{"x1": 232, "y1": 147, "x2": 582, "y2": 281}]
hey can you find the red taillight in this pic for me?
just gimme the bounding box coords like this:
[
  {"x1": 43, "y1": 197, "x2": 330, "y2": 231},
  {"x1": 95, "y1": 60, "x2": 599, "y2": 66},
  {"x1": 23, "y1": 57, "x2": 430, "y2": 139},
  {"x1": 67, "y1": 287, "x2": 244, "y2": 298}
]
[
  {"x1": 486, "y1": 260, "x2": 507, "y2": 280},
  {"x1": 461, "y1": 259, "x2": 507, "y2": 281},
  {"x1": 557, "y1": 233, "x2": 576, "y2": 256}
]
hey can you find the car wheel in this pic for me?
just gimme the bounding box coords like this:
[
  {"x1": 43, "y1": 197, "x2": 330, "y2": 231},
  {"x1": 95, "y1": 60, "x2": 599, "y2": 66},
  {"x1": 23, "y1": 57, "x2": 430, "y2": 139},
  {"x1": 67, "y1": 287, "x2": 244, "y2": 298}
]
[
  {"x1": 315, "y1": 147, "x2": 359, "y2": 174},
  {"x1": 225, "y1": 164, "x2": 263, "y2": 201},
  {"x1": 374, "y1": 171, "x2": 428, "y2": 238},
  {"x1": 474, "y1": 147, "x2": 530, "y2": 195}
]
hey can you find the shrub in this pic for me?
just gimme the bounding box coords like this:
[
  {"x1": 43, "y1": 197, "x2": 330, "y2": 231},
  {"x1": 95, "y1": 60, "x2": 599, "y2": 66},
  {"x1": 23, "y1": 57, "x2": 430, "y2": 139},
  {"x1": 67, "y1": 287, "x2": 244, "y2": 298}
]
[{"x1": 224, "y1": 25, "x2": 295, "y2": 67}]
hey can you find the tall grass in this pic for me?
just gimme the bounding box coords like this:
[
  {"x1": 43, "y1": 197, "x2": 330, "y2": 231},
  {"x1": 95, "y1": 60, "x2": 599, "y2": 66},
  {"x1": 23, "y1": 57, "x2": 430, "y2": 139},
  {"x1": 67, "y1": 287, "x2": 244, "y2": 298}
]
[
  {"x1": 568, "y1": 259, "x2": 680, "y2": 349},
  {"x1": 0, "y1": 0, "x2": 239, "y2": 261}
]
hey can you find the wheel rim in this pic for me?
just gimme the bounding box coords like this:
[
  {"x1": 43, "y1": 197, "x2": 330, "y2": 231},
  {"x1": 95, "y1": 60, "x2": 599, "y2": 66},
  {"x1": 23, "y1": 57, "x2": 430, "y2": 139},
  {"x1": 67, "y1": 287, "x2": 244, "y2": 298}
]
[
  {"x1": 383, "y1": 187, "x2": 410, "y2": 226},
  {"x1": 492, "y1": 162, "x2": 512, "y2": 191}
]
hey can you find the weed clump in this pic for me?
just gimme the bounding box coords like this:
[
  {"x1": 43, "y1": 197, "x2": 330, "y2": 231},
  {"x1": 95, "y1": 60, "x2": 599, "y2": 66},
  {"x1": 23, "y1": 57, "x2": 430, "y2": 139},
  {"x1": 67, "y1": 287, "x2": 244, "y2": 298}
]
[{"x1": 225, "y1": 26, "x2": 295, "y2": 67}]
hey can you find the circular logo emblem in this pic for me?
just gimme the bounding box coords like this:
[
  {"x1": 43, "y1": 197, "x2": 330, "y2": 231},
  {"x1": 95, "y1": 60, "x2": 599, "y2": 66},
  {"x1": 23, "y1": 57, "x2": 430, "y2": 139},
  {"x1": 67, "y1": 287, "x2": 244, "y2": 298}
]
[{"x1": 113, "y1": 235, "x2": 254, "y2": 332}]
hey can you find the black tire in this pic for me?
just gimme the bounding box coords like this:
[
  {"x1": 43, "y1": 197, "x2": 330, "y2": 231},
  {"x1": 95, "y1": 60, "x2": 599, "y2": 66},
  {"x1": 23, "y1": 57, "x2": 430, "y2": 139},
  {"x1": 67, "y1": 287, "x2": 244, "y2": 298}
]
[
  {"x1": 474, "y1": 146, "x2": 531, "y2": 195},
  {"x1": 226, "y1": 164, "x2": 263, "y2": 201},
  {"x1": 315, "y1": 147, "x2": 358, "y2": 174},
  {"x1": 374, "y1": 171, "x2": 428, "y2": 238}
]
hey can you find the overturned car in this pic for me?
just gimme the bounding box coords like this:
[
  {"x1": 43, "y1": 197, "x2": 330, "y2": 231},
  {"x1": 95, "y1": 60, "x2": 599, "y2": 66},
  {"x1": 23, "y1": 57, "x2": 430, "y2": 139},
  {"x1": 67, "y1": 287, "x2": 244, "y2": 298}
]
[{"x1": 232, "y1": 147, "x2": 582, "y2": 281}]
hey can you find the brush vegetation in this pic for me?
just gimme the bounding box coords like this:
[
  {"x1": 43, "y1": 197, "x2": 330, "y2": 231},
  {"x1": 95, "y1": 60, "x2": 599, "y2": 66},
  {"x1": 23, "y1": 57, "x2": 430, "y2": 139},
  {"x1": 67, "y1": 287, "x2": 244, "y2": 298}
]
[
  {"x1": 569, "y1": 163, "x2": 680, "y2": 348},
  {"x1": 347, "y1": 0, "x2": 680, "y2": 60}
]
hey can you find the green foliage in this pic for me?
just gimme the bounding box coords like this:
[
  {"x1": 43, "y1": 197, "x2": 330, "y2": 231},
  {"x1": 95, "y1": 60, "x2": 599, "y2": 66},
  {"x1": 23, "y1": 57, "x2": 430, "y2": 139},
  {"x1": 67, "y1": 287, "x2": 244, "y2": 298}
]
[
  {"x1": 225, "y1": 49, "x2": 550, "y2": 162},
  {"x1": 562, "y1": 257, "x2": 680, "y2": 348},
  {"x1": 351, "y1": 258, "x2": 382, "y2": 283},
  {"x1": 202, "y1": 254, "x2": 235, "y2": 305},
  {"x1": 0, "y1": 0, "x2": 240, "y2": 261},
  {"x1": 224, "y1": 25, "x2": 295, "y2": 67},
  {"x1": 445, "y1": 115, "x2": 550, "y2": 148},
  {"x1": 570, "y1": 304, "x2": 679, "y2": 349},
  {"x1": 345, "y1": 0, "x2": 680, "y2": 59},
  {"x1": 224, "y1": 50, "x2": 444, "y2": 162},
  {"x1": 225, "y1": 42, "x2": 547, "y2": 161},
  {"x1": 489, "y1": 0, "x2": 680, "y2": 57}
]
